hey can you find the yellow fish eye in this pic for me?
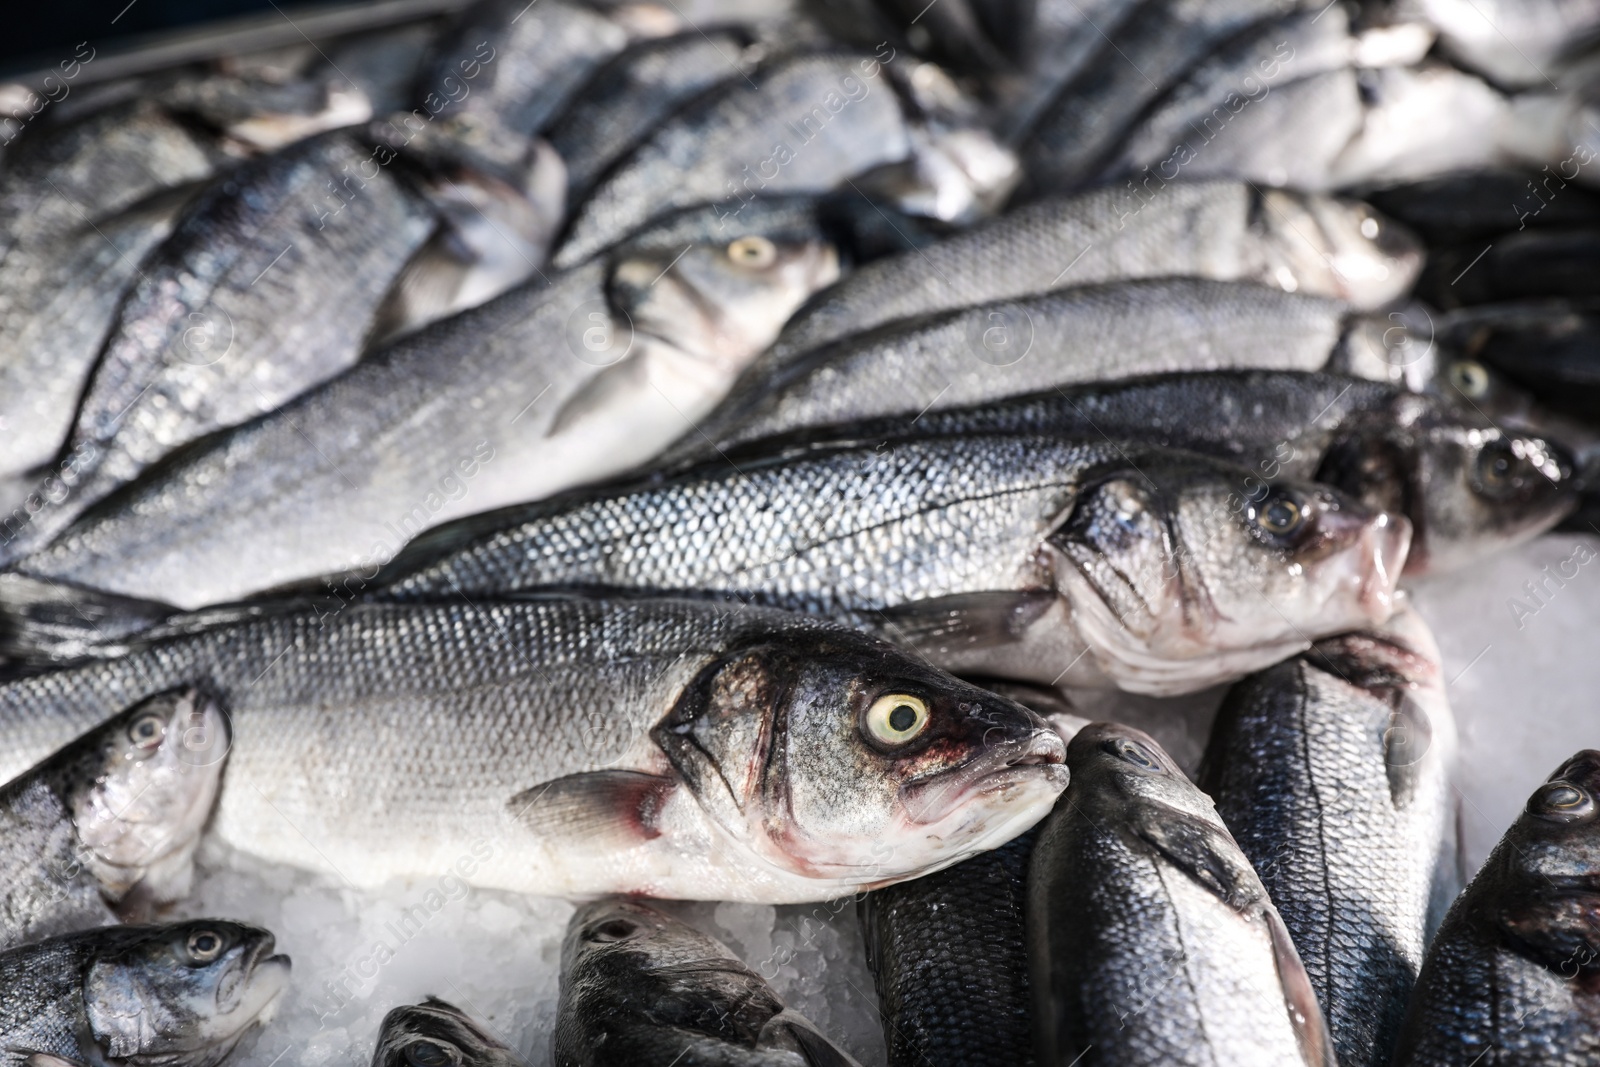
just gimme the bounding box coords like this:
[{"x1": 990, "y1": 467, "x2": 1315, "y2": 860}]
[
  {"x1": 866, "y1": 693, "x2": 930, "y2": 744},
  {"x1": 727, "y1": 236, "x2": 777, "y2": 269}
]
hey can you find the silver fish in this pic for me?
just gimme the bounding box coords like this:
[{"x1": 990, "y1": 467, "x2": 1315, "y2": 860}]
[
  {"x1": 695, "y1": 278, "x2": 1358, "y2": 455},
  {"x1": 555, "y1": 899, "x2": 863, "y2": 1066},
  {"x1": 374, "y1": 433, "x2": 1408, "y2": 696},
  {"x1": 0, "y1": 597, "x2": 1068, "y2": 903},
  {"x1": 0, "y1": 688, "x2": 226, "y2": 951},
  {"x1": 1200, "y1": 608, "x2": 1456, "y2": 1067},
  {"x1": 372, "y1": 998, "x2": 519, "y2": 1067},
  {"x1": 1392, "y1": 749, "x2": 1600, "y2": 1065},
  {"x1": 0, "y1": 920, "x2": 288, "y2": 1067},
  {"x1": 13, "y1": 216, "x2": 837, "y2": 609},
  {"x1": 1028, "y1": 722, "x2": 1336, "y2": 1066},
  {"x1": 553, "y1": 51, "x2": 912, "y2": 267}
]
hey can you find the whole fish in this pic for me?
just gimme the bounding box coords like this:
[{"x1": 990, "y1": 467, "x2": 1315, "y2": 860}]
[
  {"x1": 554, "y1": 898, "x2": 863, "y2": 1065},
  {"x1": 0, "y1": 597, "x2": 1068, "y2": 902},
  {"x1": 553, "y1": 51, "x2": 914, "y2": 266},
  {"x1": 0, "y1": 919, "x2": 289, "y2": 1066},
  {"x1": 374, "y1": 432, "x2": 1409, "y2": 696},
  {"x1": 0, "y1": 130, "x2": 439, "y2": 566},
  {"x1": 1028, "y1": 722, "x2": 1336, "y2": 1066},
  {"x1": 372, "y1": 998, "x2": 519, "y2": 1067},
  {"x1": 1199, "y1": 608, "x2": 1456, "y2": 1067},
  {"x1": 695, "y1": 278, "x2": 1358, "y2": 455},
  {"x1": 1392, "y1": 750, "x2": 1600, "y2": 1065},
  {"x1": 771, "y1": 370, "x2": 1576, "y2": 574},
  {"x1": 1017, "y1": 0, "x2": 1305, "y2": 194},
  {"x1": 0, "y1": 688, "x2": 226, "y2": 951},
  {"x1": 858, "y1": 826, "x2": 1040, "y2": 1066},
  {"x1": 677, "y1": 178, "x2": 1420, "y2": 457},
  {"x1": 547, "y1": 29, "x2": 761, "y2": 201},
  {"x1": 11, "y1": 204, "x2": 836, "y2": 610}
]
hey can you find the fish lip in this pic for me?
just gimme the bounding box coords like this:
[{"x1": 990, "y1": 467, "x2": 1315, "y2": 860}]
[
  {"x1": 899, "y1": 727, "x2": 1068, "y2": 826},
  {"x1": 1358, "y1": 511, "x2": 1411, "y2": 621}
]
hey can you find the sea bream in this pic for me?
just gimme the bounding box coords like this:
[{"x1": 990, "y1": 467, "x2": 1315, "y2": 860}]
[
  {"x1": 1028, "y1": 723, "x2": 1336, "y2": 1066},
  {"x1": 0, "y1": 689, "x2": 227, "y2": 951},
  {"x1": 0, "y1": 597, "x2": 1068, "y2": 903},
  {"x1": 367, "y1": 432, "x2": 1409, "y2": 696},
  {"x1": 0, "y1": 920, "x2": 289, "y2": 1067},
  {"x1": 1200, "y1": 608, "x2": 1457, "y2": 1067},
  {"x1": 371, "y1": 999, "x2": 520, "y2": 1067},
  {"x1": 555, "y1": 898, "x2": 863, "y2": 1065},
  {"x1": 8, "y1": 205, "x2": 838, "y2": 610},
  {"x1": 1392, "y1": 750, "x2": 1600, "y2": 1065}
]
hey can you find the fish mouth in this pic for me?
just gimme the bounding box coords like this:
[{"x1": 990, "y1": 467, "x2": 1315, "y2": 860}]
[
  {"x1": 899, "y1": 728, "x2": 1068, "y2": 826},
  {"x1": 1356, "y1": 512, "x2": 1411, "y2": 621}
]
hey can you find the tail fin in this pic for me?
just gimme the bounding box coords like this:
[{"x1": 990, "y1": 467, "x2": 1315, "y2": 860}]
[{"x1": 0, "y1": 572, "x2": 176, "y2": 667}]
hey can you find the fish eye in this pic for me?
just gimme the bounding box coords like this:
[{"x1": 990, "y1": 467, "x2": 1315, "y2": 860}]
[
  {"x1": 1249, "y1": 490, "x2": 1307, "y2": 542},
  {"x1": 1359, "y1": 216, "x2": 1380, "y2": 240},
  {"x1": 183, "y1": 929, "x2": 226, "y2": 964},
  {"x1": 1106, "y1": 737, "x2": 1161, "y2": 771},
  {"x1": 404, "y1": 1041, "x2": 458, "y2": 1067},
  {"x1": 1529, "y1": 782, "x2": 1595, "y2": 821},
  {"x1": 126, "y1": 711, "x2": 166, "y2": 751},
  {"x1": 1448, "y1": 360, "x2": 1490, "y2": 399},
  {"x1": 589, "y1": 918, "x2": 642, "y2": 943},
  {"x1": 727, "y1": 236, "x2": 777, "y2": 269},
  {"x1": 1474, "y1": 439, "x2": 1526, "y2": 497},
  {"x1": 865, "y1": 693, "x2": 930, "y2": 745}
]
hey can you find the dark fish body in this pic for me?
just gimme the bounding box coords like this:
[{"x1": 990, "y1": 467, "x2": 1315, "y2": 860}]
[
  {"x1": 1199, "y1": 610, "x2": 1456, "y2": 1067},
  {"x1": 373, "y1": 998, "x2": 520, "y2": 1067},
  {"x1": 554, "y1": 51, "x2": 913, "y2": 266},
  {"x1": 1418, "y1": 231, "x2": 1600, "y2": 308},
  {"x1": 859, "y1": 827, "x2": 1038, "y2": 1066},
  {"x1": 0, "y1": 920, "x2": 289, "y2": 1066},
  {"x1": 1436, "y1": 300, "x2": 1600, "y2": 425},
  {"x1": 556, "y1": 898, "x2": 864, "y2": 1066},
  {"x1": 1364, "y1": 170, "x2": 1600, "y2": 243},
  {"x1": 12, "y1": 217, "x2": 837, "y2": 609},
  {"x1": 701, "y1": 278, "x2": 1353, "y2": 452},
  {"x1": 1028, "y1": 722, "x2": 1335, "y2": 1066},
  {"x1": 0, "y1": 130, "x2": 437, "y2": 565},
  {"x1": 1393, "y1": 750, "x2": 1600, "y2": 1065},
  {"x1": 0, "y1": 596, "x2": 1067, "y2": 903},
  {"x1": 548, "y1": 29, "x2": 759, "y2": 200},
  {"x1": 0, "y1": 688, "x2": 226, "y2": 950}
]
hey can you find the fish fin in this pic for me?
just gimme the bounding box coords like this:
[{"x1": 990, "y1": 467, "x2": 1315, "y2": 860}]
[
  {"x1": 545, "y1": 355, "x2": 649, "y2": 438},
  {"x1": 1265, "y1": 907, "x2": 1337, "y2": 1067},
  {"x1": 21, "y1": 1055, "x2": 89, "y2": 1067},
  {"x1": 873, "y1": 591, "x2": 1056, "y2": 656},
  {"x1": 1382, "y1": 692, "x2": 1434, "y2": 809},
  {"x1": 0, "y1": 573, "x2": 177, "y2": 666},
  {"x1": 1131, "y1": 808, "x2": 1262, "y2": 913},
  {"x1": 758, "y1": 1010, "x2": 865, "y2": 1067},
  {"x1": 509, "y1": 770, "x2": 675, "y2": 847}
]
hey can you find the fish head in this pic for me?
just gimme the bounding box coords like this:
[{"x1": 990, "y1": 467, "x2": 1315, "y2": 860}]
[
  {"x1": 371, "y1": 998, "x2": 518, "y2": 1067},
  {"x1": 655, "y1": 629, "x2": 1068, "y2": 887},
  {"x1": 1047, "y1": 455, "x2": 1411, "y2": 694},
  {"x1": 1254, "y1": 189, "x2": 1423, "y2": 307},
  {"x1": 1066, "y1": 722, "x2": 1216, "y2": 823},
  {"x1": 84, "y1": 920, "x2": 290, "y2": 1067},
  {"x1": 1317, "y1": 396, "x2": 1576, "y2": 574},
  {"x1": 609, "y1": 232, "x2": 839, "y2": 373},
  {"x1": 69, "y1": 688, "x2": 230, "y2": 906},
  {"x1": 1492, "y1": 751, "x2": 1600, "y2": 971}
]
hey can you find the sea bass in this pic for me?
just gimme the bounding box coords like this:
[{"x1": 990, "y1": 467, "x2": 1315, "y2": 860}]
[
  {"x1": 0, "y1": 597, "x2": 1068, "y2": 903},
  {"x1": 372, "y1": 999, "x2": 519, "y2": 1067},
  {"x1": 12, "y1": 211, "x2": 837, "y2": 609},
  {"x1": 1028, "y1": 722, "x2": 1335, "y2": 1066},
  {"x1": 0, "y1": 920, "x2": 289, "y2": 1067},
  {"x1": 555, "y1": 898, "x2": 863, "y2": 1065},
  {"x1": 0, "y1": 689, "x2": 226, "y2": 951},
  {"x1": 1200, "y1": 608, "x2": 1457, "y2": 1067},
  {"x1": 374, "y1": 433, "x2": 1408, "y2": 696},
  {"x1": 1392, "y1": 750, "x2": 1600, "y2": 1065},
  {"x1": 0, "y1": 130, "x2": 438, "y2": 566}
]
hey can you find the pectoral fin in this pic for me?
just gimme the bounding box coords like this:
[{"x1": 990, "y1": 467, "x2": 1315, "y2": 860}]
[
  {"x1": 509, "y1": 770, "x2": 675, "y2": 848},
  {"x1": 1266, "y1": 907, "x2": 1336, "y2": 1067},
  {"x1": 875, "y1": 591, "x2": 1056, "y2": 656},
  {"x1": 546, "y1": 354, "x2": 649, "y2": 438},
  {"x1": 758, "y1": 1010, "x2": 865, "y2": 1067},
  {"x1": 1131, "y1": 808, "x2": 1263, "y2": 913},
  {"x1": 22, "y1": 1056, "x2": 90, "y2": 1067}
]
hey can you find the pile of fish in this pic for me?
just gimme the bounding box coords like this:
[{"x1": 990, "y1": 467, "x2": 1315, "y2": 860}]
[{"x1": 0, "y1": 0, "x2": 1595, "y2": 1061}]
